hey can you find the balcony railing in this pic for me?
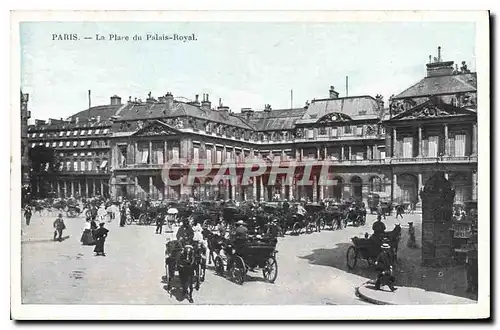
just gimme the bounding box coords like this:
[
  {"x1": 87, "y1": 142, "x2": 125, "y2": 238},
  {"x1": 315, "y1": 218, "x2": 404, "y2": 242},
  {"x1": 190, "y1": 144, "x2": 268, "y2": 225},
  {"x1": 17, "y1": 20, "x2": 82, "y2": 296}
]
[
  {"x1": 58, "y1": 169, "x2": 110, "y2": 175},
  {"x1": 391, "y1": 155, "x2": 478, "y2": 164}
]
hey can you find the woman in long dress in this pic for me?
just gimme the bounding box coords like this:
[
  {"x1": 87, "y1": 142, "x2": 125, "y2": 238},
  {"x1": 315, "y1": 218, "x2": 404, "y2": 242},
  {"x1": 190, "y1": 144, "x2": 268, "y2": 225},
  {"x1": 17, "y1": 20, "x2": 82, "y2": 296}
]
[
  {"x1": 80, "y1": 219, "x2": 96, "y2": 245},
  {"x1": 93, "y1": 223, "x2": 109, "y2": 256}
]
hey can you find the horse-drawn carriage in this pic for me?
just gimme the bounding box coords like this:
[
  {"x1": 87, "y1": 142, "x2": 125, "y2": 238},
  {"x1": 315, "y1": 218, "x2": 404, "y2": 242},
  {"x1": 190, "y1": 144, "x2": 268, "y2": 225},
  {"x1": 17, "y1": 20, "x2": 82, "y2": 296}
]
[
  {"x1": 214, "y1": 237, "x2": 278, "y2": 285},
  {"x1": 346, "y1": 224, "x2": 401, "y2": 270},
  {"x1": 304, "y1": 203, "x2": 325, "y2": 232}
]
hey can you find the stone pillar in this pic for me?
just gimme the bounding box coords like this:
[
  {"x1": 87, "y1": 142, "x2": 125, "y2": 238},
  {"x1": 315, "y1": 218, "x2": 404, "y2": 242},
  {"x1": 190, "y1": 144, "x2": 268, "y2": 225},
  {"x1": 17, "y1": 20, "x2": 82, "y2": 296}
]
[
  {"x1": 92, "y1": 179, "x2": 96, "y2": 196},
  {"x1": 366, "y1": 145, "x2": 370, "y2": 160},
  {"x1": 71, "y1": 181, "x2": 75, "y2": 197},
  {"x1": 252, "y1": 177, "x2": 257, "y2": 200},
  {"x1": 418, "y1": 125, "x2": 423, "y2": 157},
  {"x1": 392, "y1": 127, "x2": 397, "y2": 157},
  {"x1": 57, "y1": 181, "x2": 61, "y2": 197},
  {"x1": 135, "y1": 142, "x2": 139, "y2": 163},
  {"x1": 231, "y1": 183, "x2": 236, "y2": 201},
  {"x1": 78, "y1": 180, "x2": 82, "y2": 197},
  {"x1": 472, "y1": 170, "x2": 478, "y2": 200},
  {"x1": 85, "y1": 179, "x2": 89, "y2": 197},
  {"x1": 341, "y1": 146, "x2": 345, "y2": 160},
  {"x1": 281, "y1": 177, "x2": 286, "y2": 199},
  {"x1": 472, "y1": 123, "x2": 477, "y2": 156},
  {"x1": 316, "y1": 147, "x2": 320, "y2": 160},
  {"x1": 289, "y1": 176, "x2": 294, "y2": 201},
  {"x1": 417, "y1": 173, "x2": 423, "y2": 209},
  {"x1": 319, "y1": 178, "x2": 324, "y2": 201},
  {"x1": 312, "y1": 175, "x2": 317, "y2": 202},
  {"x1": 420, "y1": 172, "x2": 455, "y2": 267},
  {"x1": 348, "y1": 146, "x2": 352, "y2": 161},
  {"x1": 164, "y1": 141, "x2": 168, "y2": 163},
  {"x1": 392, "y1": 173, "x2": 397, "y2": 203},
  {"x1": 257, "y1": 176, "x2": 262, "y2": 202},
  {"x1": 444, "y1": 123, "x2": 449, "y2": 156},
  {"x1": 149, "y1": 176, "x2": 153, "y2": 198},
  {"x1": 148, "y1": 141, "x2": 153, "y2": 164},
  {"x1": 101, "y1": 180, "x2": 104, "y2": 197},
  {"x1": 300, "y1": 148, "x2": 304, "y2": 161}
]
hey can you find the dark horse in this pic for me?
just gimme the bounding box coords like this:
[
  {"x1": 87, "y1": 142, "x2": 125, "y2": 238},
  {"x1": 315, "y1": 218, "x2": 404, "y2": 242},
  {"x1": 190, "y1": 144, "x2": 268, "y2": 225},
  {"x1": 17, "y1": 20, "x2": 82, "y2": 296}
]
[
  {"x1": 202, "y1": 228, "x2": 226, "y2": 265},
  {"x1": 383, "y1": 224, "x2": 402, "y2": 262},
  {"x1": 164, "y1": 241, "x2": 196, "y2": 303},
  {"x1": 193, "y1": 241, "x2": 207, "y2": 290}
]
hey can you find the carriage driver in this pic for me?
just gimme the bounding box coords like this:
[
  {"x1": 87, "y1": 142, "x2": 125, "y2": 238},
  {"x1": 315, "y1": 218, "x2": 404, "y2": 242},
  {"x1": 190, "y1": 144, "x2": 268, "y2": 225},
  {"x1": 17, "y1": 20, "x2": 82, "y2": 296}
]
[
  {"x1": 226, "y1": 220, "x2": 248, "y2": 273},
  {"x1": 176, "y1": 217, "x2": 194, "y2": 246},
  {"x1": 370, "y1": 215, "x2": 386, "y2": 246},
  {"x1": 296, "y1": 203, "x2": 307, "y2": 222}
]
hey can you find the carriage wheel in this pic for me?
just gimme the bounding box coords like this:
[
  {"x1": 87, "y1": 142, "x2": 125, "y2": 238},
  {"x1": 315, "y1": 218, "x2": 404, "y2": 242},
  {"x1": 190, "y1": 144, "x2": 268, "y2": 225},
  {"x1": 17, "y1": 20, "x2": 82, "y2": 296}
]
[
  {"x1": 320, "y1": 218, "x2": 326, "y2": 231},
  {"x1": 346, "y1": 246, "x2": 358, "y2": 270},
  {"x1": 263, "y1": 256, "x2": 278, "y2": 283},
  {"x1": 138, "y1": 214, "x2": 147, "y2": 225},
  {"x1": 126, "y1": 215, "x2": 134, "y2": 225},
  {"x1": 214, "y1": 256, "x2": 224, "y2": 276},
  {"x1": 231, "y1": 256, "x2": 246, "y2": 285},
  {"x1": 292, "y1": 222, "x2": 301, "y2": 235}
]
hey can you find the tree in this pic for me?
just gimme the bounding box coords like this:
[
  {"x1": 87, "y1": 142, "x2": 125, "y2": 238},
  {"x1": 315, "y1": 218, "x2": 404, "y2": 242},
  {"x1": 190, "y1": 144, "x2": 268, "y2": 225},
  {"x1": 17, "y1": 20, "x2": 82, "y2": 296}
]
[{"x1": 28, "y1": 146, "x2": 61, "y2": 198}]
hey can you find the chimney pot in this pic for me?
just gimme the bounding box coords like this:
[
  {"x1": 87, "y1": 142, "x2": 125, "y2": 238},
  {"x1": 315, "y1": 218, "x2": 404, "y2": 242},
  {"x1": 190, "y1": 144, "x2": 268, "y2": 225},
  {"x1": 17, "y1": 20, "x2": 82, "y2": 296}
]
[
  {"x1": 329, "y1": 86, "x2": 339, "y2": 99},
  {"x1": 195, "y1": 94, "x2": 199, "y2": 103}
]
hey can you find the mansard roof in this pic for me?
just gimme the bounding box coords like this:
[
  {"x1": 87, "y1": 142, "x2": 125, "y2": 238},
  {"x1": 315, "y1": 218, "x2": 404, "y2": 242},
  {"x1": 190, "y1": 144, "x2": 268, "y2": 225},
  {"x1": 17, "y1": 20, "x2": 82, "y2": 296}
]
[
  {"x1": 115, "y1": 101, "x2": 254, "y2": 130},
  {"x1": 237, "y1": 108, "x2": 307, "y2": 131},
  {"x1": 393, "y1": 72, "x2": 477, "y2": 99},
  {"x1": 297, "y1": 96, "x2": 381, "y2": 124}
]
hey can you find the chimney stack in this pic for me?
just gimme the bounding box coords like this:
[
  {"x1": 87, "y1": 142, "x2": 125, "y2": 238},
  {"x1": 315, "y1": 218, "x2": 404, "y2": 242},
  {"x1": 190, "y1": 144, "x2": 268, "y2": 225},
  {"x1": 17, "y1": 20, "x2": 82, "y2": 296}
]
[
  {"x1": 165, "y1": 92, "x2": 174, "y2": 110},
  {"x1": 264, "y1": 104, "x2": 272, "y2": 112},
  {"x1": 201, "y1": 93, "x2": 211, "y2": 109},
  {"x1": 241, "y1": 108, "x2": 254, "y2": 119},
  {"x1": 110, "y1": 95, "x2": 122, "y2": 105},
  {"x1": 329, "y1": 86, "x2": 339, "y2": 99},
  {"x1": 426, "y1": 46, "x2": 454, "y2": 77}
]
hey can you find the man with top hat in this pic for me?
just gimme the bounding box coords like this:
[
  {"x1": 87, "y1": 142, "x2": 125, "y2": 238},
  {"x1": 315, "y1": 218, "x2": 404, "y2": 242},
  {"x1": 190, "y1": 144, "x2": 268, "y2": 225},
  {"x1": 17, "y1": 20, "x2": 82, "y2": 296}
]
[
  {"x1": 93, "y1": 222, "x2": 109, "y2": 256},
  {"x1": 176, "y1": 217, "x2": 194, "y2": 246},
  {"x1": 370, "y1": 214, "x2": 386, "y2": 246},
  {"x1": 53, "y1": 214, "x2": 66, "y2": 242},
  {"x1": 374, "y1": 242, "x2": 397, "y2": 292}
]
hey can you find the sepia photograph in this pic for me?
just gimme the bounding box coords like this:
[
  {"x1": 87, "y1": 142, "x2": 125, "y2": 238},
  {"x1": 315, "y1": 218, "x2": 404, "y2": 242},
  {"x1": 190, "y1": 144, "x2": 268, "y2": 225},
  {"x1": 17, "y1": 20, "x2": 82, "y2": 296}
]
[{"x1": 10, "y1": 10, "x2": 490, "y2": 320}]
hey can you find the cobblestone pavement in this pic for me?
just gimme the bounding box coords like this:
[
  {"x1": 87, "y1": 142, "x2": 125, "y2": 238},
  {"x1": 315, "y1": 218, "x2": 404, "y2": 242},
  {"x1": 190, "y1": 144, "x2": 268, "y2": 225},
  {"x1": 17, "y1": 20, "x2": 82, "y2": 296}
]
[{"x1": 20, "y1": 211, "x2": 474, "y2": 305}]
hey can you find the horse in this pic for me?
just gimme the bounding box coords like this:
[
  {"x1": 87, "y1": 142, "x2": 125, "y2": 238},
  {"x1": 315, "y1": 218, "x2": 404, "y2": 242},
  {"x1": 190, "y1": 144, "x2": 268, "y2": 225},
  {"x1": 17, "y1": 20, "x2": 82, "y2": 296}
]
[
  {"x1": 384, "y1": 224, "x2": 402, "y2": 262},
  {"x1": 202, "y1": 228, "x2": 225, "y2": 265},
  {"x1": 164, "y1": 240, "x2": 196, "y2": 303},
  {"x1": 193, "y1": 241, "x2": 207, "y2": 290}
]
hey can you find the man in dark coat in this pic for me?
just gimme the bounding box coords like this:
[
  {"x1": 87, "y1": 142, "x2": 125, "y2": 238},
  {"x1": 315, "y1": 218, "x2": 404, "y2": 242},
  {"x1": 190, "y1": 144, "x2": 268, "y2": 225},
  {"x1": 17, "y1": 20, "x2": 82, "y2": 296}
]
[
  {"x1": 53, "y1": 214, "x2": 66, "y2": 242},
  {"x1": 155, "y1": 214, "x2": 165, "y2": 234},
  {"x1": 374, "y1": 243, "x2": 397, "y2": 291},
  {"x1": 176, "y1": 218, "x2": 194, "y2": 246},
  {"x1": 94, "y1": 223, "x2": 109, "y2": 256},
  {"x1": 119, "y1": 204, "x2": 126, "y2": 227},
  {"x1": 24, "y1": 205, "x2": 32, "y2": 226}
]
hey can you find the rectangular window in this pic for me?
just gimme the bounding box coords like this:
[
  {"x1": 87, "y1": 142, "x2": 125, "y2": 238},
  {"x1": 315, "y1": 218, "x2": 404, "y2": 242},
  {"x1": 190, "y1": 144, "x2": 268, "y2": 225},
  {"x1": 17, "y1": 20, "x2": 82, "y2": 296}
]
[
  {"x1": 59, "y1": 131, "x2": 64, "y2": 137},
  {"x1": 226, "y1": 151, "x2": 232, "y2": 161},
  {"x1": 40, "y1": 133, "x2": 44, "y2": 137},
  {"x1": 428, "y1": 136, "x2": 439, "y2": 157},
  {"x1": 73, "y1": 141, "x2": 78, "y2": 147},
  {"x1": 206, "y1": 149, "x2": 212, "y2": 163},
  {"x1": 52, "y1": 142, "x2": 57, "y2": 147},
  {"x1": 66, "y1": 161, "x2": 71, "y2": 171},
  {"x1": 172, "y1": 147, "x2": 180, "y2": 163},
  {"x1": 73, "y1": 131, "x2": 78, "y2": 136},
  {"x1": 80, "y1": 161, "x2": 85, "y2": 171},
  {"x1": 141, "y1": 149, "x2": 149, "y2": 164},
  {"x1": 87, "y1": 161, "x2": 92, "y2": 171},
  {"x1": 80, "y1": 141, "x2": 85, "y2": 146},
  {"x1": 454, "y1": 134, "x2": 466, "y2": 157},
  {"x1": 216, "y1": 150, "x2": 222, "y2": 163},
  {"x1": 403, "y1": 137, "x2": 413, "y2": 158},
  {"x1": 307, "y1": 129, "x2": 314, "y2": 139},
  {"x1": 193, "y1": 147, "x2": 200, "y2": 162},
  {"x1": 65, "y1": 131, "x2": 71, "y2": 136},
  {"x1": 80, "y1": 130, "x2": 85, "y2": 136},
  {"x1": 73, "y1": 161, "x2": 78, "y2": 171},
  {"x1": 344, "y1": 126, "x2": 352, "y2": 134},
  {"x1": 45, "y1": 142, "x2": 50, "y2": 147},
  {"x1": 95, "y1": 129, "x2": 101, "y2": 135}
]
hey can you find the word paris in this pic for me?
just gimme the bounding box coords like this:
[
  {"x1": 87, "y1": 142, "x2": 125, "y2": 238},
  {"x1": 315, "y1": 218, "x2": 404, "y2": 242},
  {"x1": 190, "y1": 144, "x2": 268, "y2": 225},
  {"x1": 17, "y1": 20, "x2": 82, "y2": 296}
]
[{"x1": 161, "y1": 159, "x2": 340, "y2": 186}]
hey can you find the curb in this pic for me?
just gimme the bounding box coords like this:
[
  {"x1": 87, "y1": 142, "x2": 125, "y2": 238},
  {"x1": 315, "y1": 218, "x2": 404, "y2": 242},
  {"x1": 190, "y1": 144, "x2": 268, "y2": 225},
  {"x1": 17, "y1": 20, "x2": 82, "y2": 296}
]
[{"x1": 355, "y1": 281, "x2": 395, "y2": 305}]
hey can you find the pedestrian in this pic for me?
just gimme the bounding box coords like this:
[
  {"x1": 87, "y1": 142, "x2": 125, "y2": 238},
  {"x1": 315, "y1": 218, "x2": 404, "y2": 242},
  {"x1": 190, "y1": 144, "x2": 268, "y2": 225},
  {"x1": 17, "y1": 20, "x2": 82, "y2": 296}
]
[
  {"x1": 374, "y1": 243, "x2": 397, "y2": 292},
  {"x1": 93, "y1": 222, "x2": 109, "y2": 256},
  {"x1": 24, "y1": 205, "x2": 32, "y2": 226},
  {"x1": 396, "y1": 204, "x2": 404, "y2": 219},
  {"x1": 81, "y1": 219, "x2": 96, "y2": 245},
  {"x1": 155, "y1": 214, "x2": 165, "y2": 234},
  {"x1": 53, "y1": 214, "x2": 66, "y2": 242},
  {"x1": 407, "y1": 222, "x2": 417, "y2": 248},
  {"x1": 119, "y1": 204, "x2": 126, "y2": 227}
]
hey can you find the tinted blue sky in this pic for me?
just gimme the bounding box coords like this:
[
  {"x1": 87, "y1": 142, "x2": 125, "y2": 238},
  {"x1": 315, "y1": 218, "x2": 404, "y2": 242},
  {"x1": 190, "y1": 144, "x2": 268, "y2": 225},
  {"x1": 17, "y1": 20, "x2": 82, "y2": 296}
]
[{"x1": 20, "y1": 21, "x2": 476, "y2": 121}]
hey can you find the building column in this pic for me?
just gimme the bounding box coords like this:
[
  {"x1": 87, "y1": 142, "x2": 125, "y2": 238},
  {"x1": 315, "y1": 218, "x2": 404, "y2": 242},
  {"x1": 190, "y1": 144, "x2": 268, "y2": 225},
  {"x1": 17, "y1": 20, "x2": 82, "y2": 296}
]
[
  {"x1": 300, "y1": 148, "x2": 304, "y2": 161},
  {"x1": 231, "y1": 182, "x2": 236, "y2": 201},
  {"x1": 180, "y1": 174, "x2": 185, "y2": 199},
  {"x1": 148, "y1": 141, "x2": 153, "y2": 164},
  {"x1": 57, "y1": 181, "x2": 61, "y2": 198},
  {"x1": 444, "y1": 123, "x2": 449, "y2": 156},
  {"x1": 341, "y1": 146, "x2": 345, "y2": 160},
  {"x1": 392, "y1": 173, "x2": 397, "y2": 203},
  {"x1": 316, "y1": 147, "x2": 320, "y2": 160},
  {"x1": 472, "y1": 170, "x2": 478, "y2": 200},
  {"x1": 348, "y1": 146, "x2": 352, "y2": 161},
  {"x1": 392, "y1": 127, "x2": 397, "y2": 157},
  {"x1": 418, "y1": 125, "x2": 423, "y2": 157},
  {"x1": 366, "y1": 145, "x2": 370, "y2": 160},
  {"x1": 252, "y1": 177, "x2": 257, "y2": 200},
  {"x1": 257, "y1": 176, "x2": 262, "y2": 202},
  {"x1": 319, "y1": 176, "x2": 324, "y2": 201},
  {"x1": 417, "y1": 173, "x2": 423, "y2": 208},
  {"x1": 71, "y1": 181, "x2": 75, "y2": 197},
  {"x1": 100, "y1": 180, "x2": 104, "y2": 197},
  {"x1": 312, "y1": 175, "x2": 318, "y2": 202},
  {"x1": 289, "y1": 176, "x2": 294, "y2": 201},
  {"x1": 78, "y1": 180, "x2": 82, "y2": 197},
  {"x1": 134, "y1": 176, "x2": 139, "y2": 198},
  {"x1": 472, "y1": 123, "x2": 477, "y2": 156},
  {"x1": 149, "y1": 176, "x2": 153, "y2": 198},
  {"x1": 281, "y1": 177, "x2": 286, "y2": 199},
  {"x1": 85, "y1": 179, "x2": 89, "y2": 197},
  {"x1": 135, "y1": 142, "x2": 139, "y2": 163},
  {"x1": 163, "y1": 141, "x2": 168, "y2": 163},
  {"x1": 324, "y1": 146, "x2": 328, "y2": 160}
]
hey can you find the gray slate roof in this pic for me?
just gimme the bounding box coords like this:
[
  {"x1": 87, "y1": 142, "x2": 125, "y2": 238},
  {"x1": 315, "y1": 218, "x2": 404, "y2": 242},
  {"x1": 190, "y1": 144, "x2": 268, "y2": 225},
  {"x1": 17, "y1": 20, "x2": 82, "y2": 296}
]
[{"x1": 394, "y1": 73, "x2": 477, "y2": 99}]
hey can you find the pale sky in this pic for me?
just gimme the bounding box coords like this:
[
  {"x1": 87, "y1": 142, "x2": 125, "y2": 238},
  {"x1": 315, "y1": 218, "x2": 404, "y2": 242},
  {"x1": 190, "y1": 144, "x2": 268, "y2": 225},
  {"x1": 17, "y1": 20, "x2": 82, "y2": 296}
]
[{"x1": 20, "y1": 22, "x2": 476, "y2": 122}]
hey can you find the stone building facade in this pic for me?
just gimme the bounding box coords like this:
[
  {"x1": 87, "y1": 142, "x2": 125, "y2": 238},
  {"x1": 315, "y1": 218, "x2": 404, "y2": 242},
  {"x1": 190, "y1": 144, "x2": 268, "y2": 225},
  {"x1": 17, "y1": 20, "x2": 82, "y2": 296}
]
[
  {"x1": 26, "y1": 48, "x2": 477, "y2": 206},
  {"x1": 383, "y1": 47, "x2": 477, "y2": 207},
  {"x1": 21, "y1": 91, "x2": 31, "y2": 186}
]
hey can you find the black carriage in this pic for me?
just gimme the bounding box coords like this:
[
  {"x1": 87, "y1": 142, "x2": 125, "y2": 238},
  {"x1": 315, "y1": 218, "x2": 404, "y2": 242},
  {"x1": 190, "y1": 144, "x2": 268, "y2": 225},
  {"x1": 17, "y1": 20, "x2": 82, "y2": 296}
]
[
  {"x1": 214, "y1": 238, "x2": 278, "y2": 285},
  {"x1": 304, "y1": 203, "x2": 325, "y2": 232},
  {"x1": 261, "y1": 204, "x2": 285, "y2": 237},
  {"x1": 284, "y1": 211, "x2": 312, "y2": 235},
  {"x1": 346, "y1": 225, "x2": 401, "y2": 270},
  {"x1": 319, "y1": 204, "x2": 344, "y2": 231}
]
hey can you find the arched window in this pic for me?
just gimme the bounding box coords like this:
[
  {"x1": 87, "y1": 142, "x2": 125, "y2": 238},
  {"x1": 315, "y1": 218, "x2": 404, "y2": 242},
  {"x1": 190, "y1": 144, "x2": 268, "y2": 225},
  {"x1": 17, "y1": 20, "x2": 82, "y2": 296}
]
[{"x1": 369, "y1": 176, "x2": 383, "y2": 192}]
